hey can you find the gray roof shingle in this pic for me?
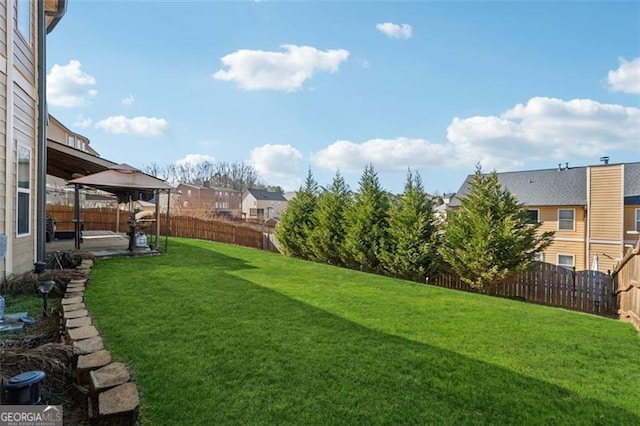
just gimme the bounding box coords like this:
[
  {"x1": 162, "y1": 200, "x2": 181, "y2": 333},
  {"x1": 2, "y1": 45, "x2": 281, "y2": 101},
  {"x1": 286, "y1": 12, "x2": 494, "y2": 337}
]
[
  {"x1": 245, "y1": 188, "x2": 288, "y2": 202},
  {"x1": 449, "y1": 162, "x2": 640, "y2": 207}
]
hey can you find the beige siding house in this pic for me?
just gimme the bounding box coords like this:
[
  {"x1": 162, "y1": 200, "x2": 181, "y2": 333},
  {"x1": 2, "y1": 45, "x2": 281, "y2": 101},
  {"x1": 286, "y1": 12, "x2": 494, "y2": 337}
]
[
  {"x1": 1, "y1": 0, "x2": 66, "y2": 276},
  {"x1": 242, "y1": 189, "x2": 288, "y2": 220},
  {"x1": 450, "y1": 162, "x2": 640, "y2": 273}
]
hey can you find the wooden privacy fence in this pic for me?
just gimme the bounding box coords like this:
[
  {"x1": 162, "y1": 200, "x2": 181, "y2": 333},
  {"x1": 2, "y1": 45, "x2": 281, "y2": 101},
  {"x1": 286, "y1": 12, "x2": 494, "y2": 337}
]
[
  {"x1": 46, "y1": 206, "x2": 279, "y2": 252},
  {"x1": 47, "y1": 205, "x2": 129, "y2": 232},
  {"x1": 160, "y1": 215, "x2": 274, "y2": 251},
  {"x1": 614, "y1": 243, "x2": 640, "y2": 331},
  {"x1": 431, "y1": 262, "x2": 616, "y2": 316}
]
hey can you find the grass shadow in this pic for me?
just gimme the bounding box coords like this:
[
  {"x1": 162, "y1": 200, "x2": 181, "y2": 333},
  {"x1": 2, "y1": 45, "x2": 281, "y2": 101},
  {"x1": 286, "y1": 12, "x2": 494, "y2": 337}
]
[{"x1": 87, "y1": 239, "x2": 639, "y2": 425}]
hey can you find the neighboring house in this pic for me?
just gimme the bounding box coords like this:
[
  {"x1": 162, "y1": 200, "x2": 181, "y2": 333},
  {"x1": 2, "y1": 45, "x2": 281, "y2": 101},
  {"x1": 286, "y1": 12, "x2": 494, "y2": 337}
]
[
  {"x1": 450, "y1": 161, "x2": 640, "y2": 273},
  {"x1": 176, "y1": 183, "x2": 241, "y2": 216},
  {"x1": 283, "y1": 191, "x2": 297, "y2": 201},
  {"x1": 1, "y1": 1, "x2": 67, "y2": 275},
  {"x1": 432, "y1": 192, "x2": 456, "y2": 222},
  {"x1": 46, "y1": 114, "x2": 116, "y2": 207},
  {"x1": 242, "y1": 189, "x2": 288, "y2": 220}
]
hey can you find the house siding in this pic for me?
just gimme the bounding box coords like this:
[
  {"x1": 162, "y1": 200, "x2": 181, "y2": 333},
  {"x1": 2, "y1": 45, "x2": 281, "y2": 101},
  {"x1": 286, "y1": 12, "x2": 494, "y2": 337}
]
[
  {"x1": 12, "y1": 81, "x2": 36, "y2": 273},
  {"x1": 12, "y1": 0, "x2": 35, "y2": 85},
  {"x1": 0, "y1": 2, "x2": 6, "y2": 57},
  {"x1": 1, "y1": 0, "x2": 39, "y2": 276},
  {"x1": 589, "y1": 242, "x2": 621, "y2": 273},
  {"x1": 536, "y1": 205, "x2": 586, "y2": 238},
  {"x1": 623, "y1": 205, "x2": 640, "y2": 246},
  {"x1": 534, "y1": 206, "x2": 586, "y2": 269},
  {"x1": 588, "y1": 165, "x2": 623, "y2": 241},
  {"x1": 0, "y1": 73, "x2": 5, "y2": 240},
  {"x1": 587, "y1": 165, "x2": 624, "y2": 271}
]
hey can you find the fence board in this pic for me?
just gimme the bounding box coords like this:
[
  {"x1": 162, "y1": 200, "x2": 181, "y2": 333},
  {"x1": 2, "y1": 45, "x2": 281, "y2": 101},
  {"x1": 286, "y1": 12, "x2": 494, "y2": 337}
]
[
  {"x1": 431, "y1": 263, "x2": 616, "y2": 317},
  {"x1": 614, "y1": 243, "x2": 640, "y2": 331}
]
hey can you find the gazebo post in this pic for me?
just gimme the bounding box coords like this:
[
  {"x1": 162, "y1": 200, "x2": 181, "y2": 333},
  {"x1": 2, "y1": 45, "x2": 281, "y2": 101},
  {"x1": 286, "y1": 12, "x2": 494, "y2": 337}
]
[
  {"x1": 115, "y1": 202, "x2": 120, "y2": 233},
  {"x1": 164, "y1": 189, "x2": 171, "y2": 253},
  {"x1": 154, "y1": 189, "x2": 160, "y2": 249},
  {"x1": 74, "y1": 184, "x2": 81, "y2": 250}
]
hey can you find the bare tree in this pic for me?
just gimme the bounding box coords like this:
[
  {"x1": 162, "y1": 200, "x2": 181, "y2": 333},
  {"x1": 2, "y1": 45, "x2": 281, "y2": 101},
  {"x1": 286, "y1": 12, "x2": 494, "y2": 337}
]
[{"x1": 145, "y1": 160, "x2": 263, "y2": 190}]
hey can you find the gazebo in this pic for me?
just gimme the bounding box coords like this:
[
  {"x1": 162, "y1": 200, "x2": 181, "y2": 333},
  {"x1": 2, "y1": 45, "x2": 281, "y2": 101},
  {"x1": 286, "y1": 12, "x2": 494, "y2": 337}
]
[{"x1": 67, "y1": 164, "x2": 173, "y2": 251}]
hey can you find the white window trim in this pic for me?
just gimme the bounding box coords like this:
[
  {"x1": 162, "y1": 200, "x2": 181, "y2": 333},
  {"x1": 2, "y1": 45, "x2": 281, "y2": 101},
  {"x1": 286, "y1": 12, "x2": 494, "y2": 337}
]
[
  {"x1": 16, "y1": 0, "x2": 32, "y2": 45},
  {"x1": 16, "y1": 144, "x2": 32, "y2": 237},
  {"x1": 558, "y1": 208, "x2": 575, "y2": 231},
  {"x1": 557, "y1": 254, "x2": 575, "y2": 268}
]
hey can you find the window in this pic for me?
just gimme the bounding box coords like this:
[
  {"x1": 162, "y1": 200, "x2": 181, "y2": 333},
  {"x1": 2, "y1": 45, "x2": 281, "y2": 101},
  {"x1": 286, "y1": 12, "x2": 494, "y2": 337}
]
[
  {"x1": 249, "y1": 208, "x2": 257, "y2": 217},
  {"x1": 17, "y1": 0, "x2": 32, "y2": 44},
  {"x1": 533, "y1": 252, "x2": 544, "y2": 262},
  {"x1": 636, "y1": 209, "x2": 640, "y2": 232},
  {"x1": 17, "y1": 145, "x2": 31, "y2": 236},
  {"x1": 67, "y1": 135, "x2": 75, "y2": 147},
  {"x1": 558, "y1": 254, "x2": 574, "y2": 269},
  {"x1": 187, "y1": 190, "x2": 192, "y2": 198},
  {"x1": 558, "y1": 209, "x2": 574, "y2": 231},
  {"x1": 526, "y1": 209, "x2": 539, "y2": 224}
]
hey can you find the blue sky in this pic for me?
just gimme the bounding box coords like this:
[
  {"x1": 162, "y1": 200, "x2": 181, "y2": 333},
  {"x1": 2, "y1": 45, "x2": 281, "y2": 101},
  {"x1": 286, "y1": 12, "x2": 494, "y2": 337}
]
[{"x1": 46, "y1": 1, "x2": 640, "y2": 194}]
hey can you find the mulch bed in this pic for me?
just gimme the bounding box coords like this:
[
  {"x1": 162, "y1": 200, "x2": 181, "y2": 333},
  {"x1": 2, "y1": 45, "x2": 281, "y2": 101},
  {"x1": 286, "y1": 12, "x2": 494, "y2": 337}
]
[{"x1": 1, "y1": 309, "x2": 89, "y2": 425}]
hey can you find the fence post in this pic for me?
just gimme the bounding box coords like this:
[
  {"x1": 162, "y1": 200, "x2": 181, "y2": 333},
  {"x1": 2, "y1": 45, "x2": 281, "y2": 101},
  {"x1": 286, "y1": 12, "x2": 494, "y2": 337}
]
[{"x1": 571, "y1": 266, "x2": 577, "y2": 308}]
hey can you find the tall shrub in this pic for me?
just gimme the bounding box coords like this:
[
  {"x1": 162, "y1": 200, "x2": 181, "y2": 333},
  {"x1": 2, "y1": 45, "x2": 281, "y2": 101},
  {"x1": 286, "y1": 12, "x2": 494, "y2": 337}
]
[
  {"x1": 275, "y1": 170, "x2": 318, "y2": 259},
  {"x1": 439, "y1": 167, "x2": 554, "y2": 292},
  {"x1": 308, "y1": 172, "x2": 351, "y2": 265},
  {"x1": 343, "y1": 165, "x2": 390, "y2": 272},
  {"x1": 380, "y1": 170, "x2": 439, "y2": 282}
]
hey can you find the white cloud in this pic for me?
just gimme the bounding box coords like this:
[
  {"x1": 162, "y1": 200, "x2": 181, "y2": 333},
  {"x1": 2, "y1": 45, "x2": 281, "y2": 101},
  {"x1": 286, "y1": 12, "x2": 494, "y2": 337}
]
[
  {"x1": 176, "y1": 154, "x2": 216, "y2": 166},
  {"x1": 607, "y1": 57, "x2": 640, "y2": 94},
  {"x1": 46, "y1": 60, "x2": 98, "y2": 107},
  {"x1": 121, "y1": 94, "x2": 135, "y2": 106},
  {"x1": 313, "y1": 138, "x2": 451, "y2": 173},
  {"x1": 312, "y1": 97, "x2": 639, "y2": 174},
  {"x1": 250, "y1": 144, "x2": 303, "y2": 189},
  {"x1": 95, "y1": 115, "x2": 169, "y2": 137},
  {"x1": 73, "y1": 115, "x2": 93, "y2": 129},
  {"x1": 447, "y1": 97, "x2": 640, "y2": 170},
  {"x1": 213, "y1": 44, "x2": 349, "y2": 91},
  {"x1": 376, "y1": 22, "x2": 412, "y2": 39}
]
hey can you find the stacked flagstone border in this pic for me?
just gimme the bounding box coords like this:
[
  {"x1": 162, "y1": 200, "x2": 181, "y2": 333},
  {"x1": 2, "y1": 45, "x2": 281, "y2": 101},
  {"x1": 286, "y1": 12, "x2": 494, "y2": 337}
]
[{"x1": 61, "y1": 259, "x2": 140, "y2": 424}]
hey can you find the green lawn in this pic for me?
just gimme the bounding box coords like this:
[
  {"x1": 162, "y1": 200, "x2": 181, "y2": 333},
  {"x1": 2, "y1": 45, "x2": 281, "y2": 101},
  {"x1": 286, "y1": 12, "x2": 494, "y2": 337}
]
[{"x1": 86, "y1": 238, "x2": 639, "y2": 425}]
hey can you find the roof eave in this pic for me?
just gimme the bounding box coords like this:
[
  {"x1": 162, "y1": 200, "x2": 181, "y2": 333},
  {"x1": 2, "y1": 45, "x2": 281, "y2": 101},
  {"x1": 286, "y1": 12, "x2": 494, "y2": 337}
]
[{"x1": 45, "y1": 0, "x2": 67, "y2": 34}]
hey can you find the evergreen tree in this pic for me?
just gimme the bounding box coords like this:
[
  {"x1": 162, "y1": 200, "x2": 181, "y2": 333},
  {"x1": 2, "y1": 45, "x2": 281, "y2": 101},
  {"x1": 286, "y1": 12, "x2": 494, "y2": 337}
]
[
  {"x1": 308, "y1": 171, "x2": 351, "y2": 265},
  {"x1": 275, "y1": 169, "x2": 318, "y2": 259},
  {"x1": 380, "y1": 170, "x2": 439, "y2": 282},
  {"x1": 439, "y1": 167, "x2": 554, "y2": 292},
  {"x1": 343, "y1": 165, "x2": 390, "y2": 272}
]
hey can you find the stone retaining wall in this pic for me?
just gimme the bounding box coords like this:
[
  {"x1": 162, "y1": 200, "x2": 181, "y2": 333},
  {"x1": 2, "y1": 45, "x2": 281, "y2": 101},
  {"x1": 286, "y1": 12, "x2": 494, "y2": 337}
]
[{"x1": 61, "y1": 259, "x2": 140, "y2": 424}]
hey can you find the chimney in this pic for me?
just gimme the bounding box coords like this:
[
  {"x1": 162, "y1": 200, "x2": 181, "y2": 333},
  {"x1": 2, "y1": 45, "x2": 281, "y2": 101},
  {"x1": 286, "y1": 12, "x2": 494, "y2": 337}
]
[
  {"x1": 558, "y1": 163, "x2": 562, "y2": 171},
  {"x1": 565, "y1": 162, "x2": 569, "y2": 170},
  {"x1": 599, "y1": 156, "x2": 610, "y2": 165}
]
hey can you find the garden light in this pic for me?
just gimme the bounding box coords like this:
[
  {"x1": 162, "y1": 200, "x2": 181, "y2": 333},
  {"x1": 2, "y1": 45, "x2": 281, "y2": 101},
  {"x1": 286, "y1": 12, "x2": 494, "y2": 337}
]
[{"x1": 37, "y1": 280, "x2": 55, "y2": 317}]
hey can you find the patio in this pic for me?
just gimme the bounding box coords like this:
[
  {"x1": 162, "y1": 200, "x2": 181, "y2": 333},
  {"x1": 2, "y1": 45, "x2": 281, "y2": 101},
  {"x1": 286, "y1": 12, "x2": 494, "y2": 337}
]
[{"x1": 46, "y1": 230, "x2": 162, "y2": 259}]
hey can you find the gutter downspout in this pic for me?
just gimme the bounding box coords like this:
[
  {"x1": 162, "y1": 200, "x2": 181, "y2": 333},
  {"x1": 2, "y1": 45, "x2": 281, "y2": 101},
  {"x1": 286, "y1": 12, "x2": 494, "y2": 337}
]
[
  {"x1": 36, "y1": 0, "x2": 47, "y2": 263},
  {"x1": 38, "y1": 0, "x2": 68, "y2": 262}
]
